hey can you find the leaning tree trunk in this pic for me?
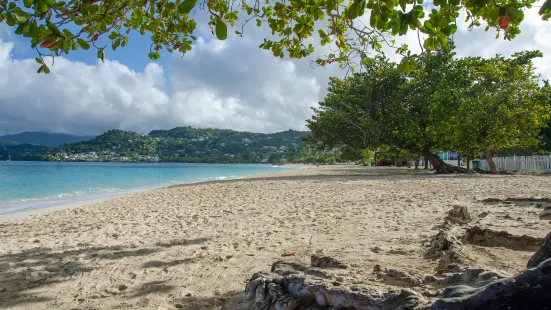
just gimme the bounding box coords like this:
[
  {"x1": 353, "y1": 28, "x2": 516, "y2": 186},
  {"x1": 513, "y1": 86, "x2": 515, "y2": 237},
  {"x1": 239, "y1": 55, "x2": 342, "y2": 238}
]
[
  {"x1": 413, "y1": 148, "x2": 469, "y2": 174},
  {"x1": 485, "y1": 146, "x2": 498, "y2": 174}
]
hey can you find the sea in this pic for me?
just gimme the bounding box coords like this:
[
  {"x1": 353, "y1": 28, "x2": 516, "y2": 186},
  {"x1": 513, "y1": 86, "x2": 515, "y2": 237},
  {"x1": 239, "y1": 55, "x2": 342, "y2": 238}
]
[{"x1": 0, "y1": 161, "x2": 296, "y2": 215}]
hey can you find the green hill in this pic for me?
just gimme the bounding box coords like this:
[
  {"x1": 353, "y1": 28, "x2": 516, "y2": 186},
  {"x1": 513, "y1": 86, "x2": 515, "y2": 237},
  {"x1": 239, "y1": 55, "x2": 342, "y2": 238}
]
[{"x1": 27, "y1": 127, "x2": 312, "y2": 163}]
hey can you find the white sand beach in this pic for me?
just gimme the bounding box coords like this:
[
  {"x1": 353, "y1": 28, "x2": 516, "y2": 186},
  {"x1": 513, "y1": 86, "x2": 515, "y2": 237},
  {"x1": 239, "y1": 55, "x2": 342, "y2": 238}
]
[{"x1": 1, "y1": 166, "x2": 550, "y2": 309}]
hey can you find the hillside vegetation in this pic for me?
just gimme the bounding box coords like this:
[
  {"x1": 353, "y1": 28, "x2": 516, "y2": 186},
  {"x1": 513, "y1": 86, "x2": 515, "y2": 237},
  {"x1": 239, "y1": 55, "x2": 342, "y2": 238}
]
[{"x1": 9, "y1": 127, "x2": 316, "y2": 164}]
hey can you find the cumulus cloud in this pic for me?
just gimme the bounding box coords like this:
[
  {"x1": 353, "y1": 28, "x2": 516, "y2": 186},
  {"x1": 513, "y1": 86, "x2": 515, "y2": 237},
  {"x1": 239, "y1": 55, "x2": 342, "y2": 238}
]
[
  {"x1": 0, "y1": 37, "x2": 334, "y2": 136},
  {"x1": 0, "y1": 5, "x2": 550, "y2": 136}
]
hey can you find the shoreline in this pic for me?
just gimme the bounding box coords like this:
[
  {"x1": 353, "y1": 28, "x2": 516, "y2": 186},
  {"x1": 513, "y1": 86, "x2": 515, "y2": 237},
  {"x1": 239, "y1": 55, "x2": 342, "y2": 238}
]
[{"x1": 0, "y1": 164, "x2": 309, "y2": 221}]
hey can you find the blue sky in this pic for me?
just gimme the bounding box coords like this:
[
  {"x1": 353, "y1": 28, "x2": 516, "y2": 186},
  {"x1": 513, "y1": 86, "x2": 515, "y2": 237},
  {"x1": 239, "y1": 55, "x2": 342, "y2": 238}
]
[
  {"x1": 1, "y1": 5, "x2": 550, "y2": 136},
  {"x1": 4, "y1": 23, "x2": 172, "y2": 73}
]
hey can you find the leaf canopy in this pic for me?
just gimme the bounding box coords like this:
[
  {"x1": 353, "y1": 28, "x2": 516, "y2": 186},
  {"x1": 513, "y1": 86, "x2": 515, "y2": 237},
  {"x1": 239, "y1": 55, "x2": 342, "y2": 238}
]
[{"x1": 0, "y1": 0, "x2": 547, "y2": 73}]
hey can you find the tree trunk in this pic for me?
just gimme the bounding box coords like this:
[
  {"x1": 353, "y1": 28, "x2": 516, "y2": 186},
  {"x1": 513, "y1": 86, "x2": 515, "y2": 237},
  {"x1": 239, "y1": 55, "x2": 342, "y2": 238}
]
[
  {"x1": 485, "y1": 146, "x2": 498, "y2": 174},
  {"x1": 457, "y1": 155, "x2": 461, "y2": 167},
  {"x1": 424, "y1": 158, "x2": 429, "y2": 169},
  {"x1": 467, "y1": 156, "x2": 470, "y2": 171},
  {"x1": 412, "y1": 148, "x2": 469, "y2": 174},
  {"x1": 414, "y1": 157, "x2": 419, "y2": 169}
]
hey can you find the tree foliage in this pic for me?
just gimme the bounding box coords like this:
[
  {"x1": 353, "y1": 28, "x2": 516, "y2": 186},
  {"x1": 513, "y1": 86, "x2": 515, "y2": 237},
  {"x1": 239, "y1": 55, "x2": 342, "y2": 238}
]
[
  {"x1": 307, "y1": 48, "x2": 551, "y2": 173},
  {"x1": 444, "y1": 51, "x2": 551, "y2": 172},
  {"x1": 0, "y1": 0, "x2": 548, "y2": 73}
]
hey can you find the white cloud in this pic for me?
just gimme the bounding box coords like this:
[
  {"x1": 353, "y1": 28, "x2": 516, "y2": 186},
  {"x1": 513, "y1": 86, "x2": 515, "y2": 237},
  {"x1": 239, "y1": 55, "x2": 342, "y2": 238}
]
[
  {"x1": 0, "y1": 35, "x2": 332, "y2": 136},
  {"x1": 0, "y1": 5, "x2": 550, "y2": 136}
]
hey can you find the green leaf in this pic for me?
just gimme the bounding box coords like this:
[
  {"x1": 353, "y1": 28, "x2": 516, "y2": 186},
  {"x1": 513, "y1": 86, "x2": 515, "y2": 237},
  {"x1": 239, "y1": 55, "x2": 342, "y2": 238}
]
[
  {"x1": 423, "y1": 20, "x2": 434, "y2": 33},
  {"x1": 6, "y1": 14, "x2": 16, "y2": 27},
  {"x1": 42, "y1": 65, "x2": 50, "y2": 74},
  {"x1": 97, "y1": 49, "x2": 105, "y2": 63},
  {"x1": 47, "y1": 21, "x2": 64, "y2": 37},
  {"x1": 23, "y1": 0, "x2": 33, "y2": 8},
  {"x1": 370, "y1": 11, "x2": 380, "y2": 28},
  {"x1": 15, "y1": 23, "x2": 26, "y2": 35},
  {"x1": 215, "y1": 19, "x2": 227, "y2": 40},
  {"x1": 178, "y1": 0, "x2": 197, "y2": 15},
  {"x1": 30, "y1": 19, "x2": 38, "y2": 37},
  {"x1": 108, "y1": 32, "x2": 120, "y2": 40},
  {"x1": 13, "y1": 11, "x2": 29, "y2": 24},
  {"x1": 22, "y1": 21, "x2": 32, "y2": 37},
  {"x1": 112, "y1": 39, "x2": 120, "y2": 50},
  {"x1": 346, "y1": 1, "x2": 359, "y2": 19},
  {"x1": 399, "y1": 0, "x2": 406, "y2": 11},
  {"x1": 356, "y1": 0, "x2": 366, "y2": 16},
  {"x1": 436, "y1": 31, "x2": 448, "y2": 47},
  {"x1": 539, "y1": 0, "x2": 551, "y2": 18},
  {"x1": 423, "y1": 37, "x2": 438, "y2": 50},
  {"x1": 397, "y1": 62, "x2": 406, "y2": 72},
  {"x1": 35, "y1": 57, "x2": 43, "y2": 64},
  {"x1": 77, "y1": 38, "x2": 90, "y2": 50}
]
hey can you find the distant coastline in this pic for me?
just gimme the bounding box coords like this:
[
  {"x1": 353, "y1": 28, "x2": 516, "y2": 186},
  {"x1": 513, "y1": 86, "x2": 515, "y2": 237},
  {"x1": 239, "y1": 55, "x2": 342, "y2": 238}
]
[{"x1": 0, "y1": 127, "x2": 341, "y2": 166}]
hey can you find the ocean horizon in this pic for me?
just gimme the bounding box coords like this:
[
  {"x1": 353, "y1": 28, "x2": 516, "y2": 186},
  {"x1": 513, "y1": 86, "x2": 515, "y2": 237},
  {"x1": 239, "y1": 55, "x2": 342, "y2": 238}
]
[{"x1": 0, "y1": 161, "x2": 297, "y2": 215}]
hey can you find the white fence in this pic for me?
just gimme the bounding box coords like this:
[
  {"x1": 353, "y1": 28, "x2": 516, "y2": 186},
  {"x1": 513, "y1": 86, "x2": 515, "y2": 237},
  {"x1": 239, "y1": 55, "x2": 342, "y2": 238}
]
[
  {"x1": 476, "y1": 156, "x2": 551, "y2": 172},
  {"x1": 406, "y1": 156, "x2": 551, "y2": 171}
]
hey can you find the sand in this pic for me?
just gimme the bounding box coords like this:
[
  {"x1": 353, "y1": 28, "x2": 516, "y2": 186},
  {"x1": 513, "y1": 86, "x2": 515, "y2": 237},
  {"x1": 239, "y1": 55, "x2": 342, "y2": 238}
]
[{"x1": 0, "y1": 165, "x2": 550, "y2": 309}]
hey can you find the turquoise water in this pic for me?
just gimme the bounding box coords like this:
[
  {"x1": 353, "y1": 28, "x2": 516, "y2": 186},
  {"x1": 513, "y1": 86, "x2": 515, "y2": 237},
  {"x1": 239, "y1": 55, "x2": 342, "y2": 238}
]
[{"x1": 0, "y1": 162, "x2": 296, "y2": 215}]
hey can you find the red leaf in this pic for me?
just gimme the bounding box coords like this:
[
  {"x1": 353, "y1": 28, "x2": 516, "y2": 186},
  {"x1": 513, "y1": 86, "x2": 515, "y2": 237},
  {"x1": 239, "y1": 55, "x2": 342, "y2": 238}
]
[
  {"x1": 281, "y1": 251, "x2": 296, "y2": 257},
  {"x1": 93, "y1": 33, "x2": 99, "y2": 42},
  {"x1": 40, "y1": 41, "x2": 57, "y2": 48},
  {"x1": 155, "y1": 46, "x2": 160, "y2": 51},
  {"x1": 499, "y1": 11, "x2": 510, "y2": 29}
]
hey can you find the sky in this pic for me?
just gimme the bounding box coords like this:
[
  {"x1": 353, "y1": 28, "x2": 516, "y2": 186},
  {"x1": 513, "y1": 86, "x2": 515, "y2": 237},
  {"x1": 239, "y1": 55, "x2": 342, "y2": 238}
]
[{"x1": 1, "y1": 4, "x2": 550, "y2": 137}]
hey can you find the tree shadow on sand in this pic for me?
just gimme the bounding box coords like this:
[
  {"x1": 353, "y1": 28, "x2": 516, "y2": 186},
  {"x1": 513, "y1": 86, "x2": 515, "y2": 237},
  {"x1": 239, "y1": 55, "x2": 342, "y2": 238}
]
[
  {"x1": 167, "y1": 167, "x2": 480, "y2": 190},
  {"x1": 0, "y1": 245, "x2": 161, "y2": 308}
]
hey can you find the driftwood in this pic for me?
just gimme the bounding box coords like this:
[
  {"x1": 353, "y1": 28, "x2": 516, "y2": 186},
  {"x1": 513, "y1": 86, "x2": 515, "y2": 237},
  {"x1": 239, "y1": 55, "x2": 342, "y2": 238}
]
[
  {"x1": 244, "y1": 231, "x2": 551, "y2": 310},
  {"x1": 428, "y1": 258, "x2": 551, "y2": 310},
  {"x1": 527, "y1": 231, "x2": 551, "y2": 268},
  {"x1": 245, "y1": 261, "x2": 421, "y2": 310}
]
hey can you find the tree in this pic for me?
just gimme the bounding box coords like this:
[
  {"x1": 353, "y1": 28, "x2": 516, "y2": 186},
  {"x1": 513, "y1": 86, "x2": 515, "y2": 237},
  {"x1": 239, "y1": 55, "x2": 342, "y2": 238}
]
[
  {"x1": 307, "y1": 48, "x2": 550, "y2": 174},
  {"x1": 308, "y1": 50, "x2": 471, "y2": 173},
  {"x1": 445, "y1": 51, "x2": 551, "y2": 173},
  {"x1": 1, "y1": 0, "x2": 548, "y2": 73},
  {"x1": 539, "y1": 117, "x2": 551, "y2": 153},
  {"x1": 267, "y1": 152, "x2": 281, "y2": 164}
]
